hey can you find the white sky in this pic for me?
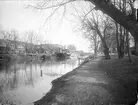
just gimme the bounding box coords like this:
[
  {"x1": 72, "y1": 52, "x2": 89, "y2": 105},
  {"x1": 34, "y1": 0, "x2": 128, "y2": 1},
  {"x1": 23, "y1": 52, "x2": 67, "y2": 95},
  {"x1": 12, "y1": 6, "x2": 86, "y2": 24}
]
[{"x1": 0, "y1": 0, "x2": 91, "y2": 52}]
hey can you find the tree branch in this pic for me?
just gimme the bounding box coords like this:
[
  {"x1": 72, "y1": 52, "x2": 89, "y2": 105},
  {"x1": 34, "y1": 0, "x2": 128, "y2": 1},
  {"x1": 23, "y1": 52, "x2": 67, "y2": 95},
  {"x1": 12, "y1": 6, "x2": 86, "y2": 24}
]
[{"x1": 27, "y1": 0, "x2": 74, "y2": 10}]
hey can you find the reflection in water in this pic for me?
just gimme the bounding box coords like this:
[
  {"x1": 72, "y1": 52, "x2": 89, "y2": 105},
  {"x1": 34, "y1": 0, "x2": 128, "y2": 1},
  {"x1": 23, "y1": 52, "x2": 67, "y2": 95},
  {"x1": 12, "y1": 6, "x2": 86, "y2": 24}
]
[{"x1": 0, "y1": 58, "x2": 78, "y2": 105}]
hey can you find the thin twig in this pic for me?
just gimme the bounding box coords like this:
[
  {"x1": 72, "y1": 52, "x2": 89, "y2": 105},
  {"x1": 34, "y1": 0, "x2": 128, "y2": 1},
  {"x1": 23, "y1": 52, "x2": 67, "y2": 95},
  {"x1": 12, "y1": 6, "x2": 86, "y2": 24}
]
[
  {"x1": 27, "y1": 0, "x2": 74, "y2": 10},
  {"x1": 83, "y1": 7, "x2": 95, "y2": 19}
]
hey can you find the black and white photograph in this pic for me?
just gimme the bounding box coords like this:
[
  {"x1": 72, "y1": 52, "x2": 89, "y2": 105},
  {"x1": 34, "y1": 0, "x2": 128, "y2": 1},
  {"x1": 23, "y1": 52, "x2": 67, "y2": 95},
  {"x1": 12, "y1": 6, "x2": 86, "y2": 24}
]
[{"x1": 0, "y1": 0, "x2": 138, "y2": 105}]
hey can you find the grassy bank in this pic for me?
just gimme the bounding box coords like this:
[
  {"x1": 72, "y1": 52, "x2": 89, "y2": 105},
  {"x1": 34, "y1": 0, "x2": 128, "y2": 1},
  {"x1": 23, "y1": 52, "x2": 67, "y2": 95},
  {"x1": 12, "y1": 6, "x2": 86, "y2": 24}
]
[
  {"x1": 98, "y1": 56, "x2": 138, "y2": 104},
  {"x1": 98, "y1": 55, "x2": 138, "y2": 86}
]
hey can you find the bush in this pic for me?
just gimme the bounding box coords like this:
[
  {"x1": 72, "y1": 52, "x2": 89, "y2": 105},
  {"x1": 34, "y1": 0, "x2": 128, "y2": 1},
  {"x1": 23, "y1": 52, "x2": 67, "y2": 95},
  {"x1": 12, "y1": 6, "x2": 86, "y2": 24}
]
[{"x1": 131, "y1": 50, "x2": 137, "y2": 55}]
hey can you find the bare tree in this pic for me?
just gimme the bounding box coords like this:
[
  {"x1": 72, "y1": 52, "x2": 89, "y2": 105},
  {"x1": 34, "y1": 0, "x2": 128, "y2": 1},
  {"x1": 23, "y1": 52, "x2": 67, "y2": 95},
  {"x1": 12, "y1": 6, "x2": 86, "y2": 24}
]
[
  {"x1": 22, "y1": 31, "x2": 44, "y2": 54},
  {"x1": 9, "y1": 30, "x2": 19, "y2": 49},
  {"x1": 66, "y1": 44, "x2": 76, "y2": 53},
  {"x1": 82, "y1": 27, "x2": 100, "y2": 56},
  {"x1": 78, "y1": 10, "x2": 112, "y2": 59},
  {"x1": 0, "y1": 30, "x2": 12, "y2": 53},
  {"x1": 22, "y1": 31, "x2": 33, "y2": 53}
]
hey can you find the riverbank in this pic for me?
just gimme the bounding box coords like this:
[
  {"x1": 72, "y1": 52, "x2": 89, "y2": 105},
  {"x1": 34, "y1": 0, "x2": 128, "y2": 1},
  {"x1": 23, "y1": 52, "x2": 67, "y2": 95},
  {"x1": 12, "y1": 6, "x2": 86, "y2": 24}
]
[
  {"x1": 0, "y1": 53, "x2": 71, "y2": 63},
  {"x1": 0, "y1": 54, "x2": 34, "y2": 63},
  {"x1": 34, "y1": 55, "x2": 138, "y2": 105}
]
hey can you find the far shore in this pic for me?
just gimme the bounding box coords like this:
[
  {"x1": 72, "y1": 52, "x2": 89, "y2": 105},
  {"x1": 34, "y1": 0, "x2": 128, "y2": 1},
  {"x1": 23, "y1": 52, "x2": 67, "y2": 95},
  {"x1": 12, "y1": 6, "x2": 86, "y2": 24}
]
[{"x1": 0, "y1": 53, "x2": 72, "y2": 64}]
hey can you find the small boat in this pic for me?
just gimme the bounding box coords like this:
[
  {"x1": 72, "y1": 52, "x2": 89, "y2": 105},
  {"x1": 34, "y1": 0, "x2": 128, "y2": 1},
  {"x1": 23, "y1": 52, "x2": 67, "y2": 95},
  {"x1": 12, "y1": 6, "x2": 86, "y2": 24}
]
[{"x1": 54, "y1": 52, "x2": 70, "y2": 59}]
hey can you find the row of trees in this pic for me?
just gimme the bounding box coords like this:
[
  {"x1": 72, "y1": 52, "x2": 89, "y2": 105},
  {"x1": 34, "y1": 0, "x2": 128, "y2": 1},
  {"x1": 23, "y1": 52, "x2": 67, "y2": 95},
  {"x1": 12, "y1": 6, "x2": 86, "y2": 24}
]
[
  {"x1": 84, "y1": 0, "x2": 138, "y2": 58},
  {"x1": 0, "y1": 28, "x2": 54, "y2": 54},
  {"x1": 0, "y1": 28, "x2": 76, "y2": 55},
  {"x1": 76, "y1": 0, "x2": 137, "y2": 60},
  {"x1": 0, "y1": 28, "x2": 42, "y2": 45},
  {"x1": 29, "y1": 0, "x2": 138, "y2": 60},
  {"x1": 0, "y1": 29, "x2": 19, "y2": 53},
  {"x1": 77, "y1": 9, "x2": 134, "y2": 60}
]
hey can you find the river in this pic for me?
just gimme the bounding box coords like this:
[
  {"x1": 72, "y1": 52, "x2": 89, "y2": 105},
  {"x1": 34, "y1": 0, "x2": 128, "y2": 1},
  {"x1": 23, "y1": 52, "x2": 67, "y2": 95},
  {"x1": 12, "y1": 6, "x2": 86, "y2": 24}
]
[{"x1": 0, "y1": 58, "x2": 79, "y2": 105}]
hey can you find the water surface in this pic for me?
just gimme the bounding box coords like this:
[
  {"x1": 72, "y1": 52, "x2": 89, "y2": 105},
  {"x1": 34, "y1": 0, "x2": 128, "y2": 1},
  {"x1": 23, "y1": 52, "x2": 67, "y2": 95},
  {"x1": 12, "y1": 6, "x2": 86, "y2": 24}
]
[{"x1": 0, "y1": 58, "x2": 78, "y2": 105}]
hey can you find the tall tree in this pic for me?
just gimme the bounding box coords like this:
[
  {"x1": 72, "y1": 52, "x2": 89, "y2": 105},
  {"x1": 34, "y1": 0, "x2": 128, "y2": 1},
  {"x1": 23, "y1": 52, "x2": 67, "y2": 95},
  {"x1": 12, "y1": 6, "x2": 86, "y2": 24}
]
[
  {"x1": 9, "y1": 30, "x2": 19, "y2": 49},
  {"x1": 84, "y1": 30, "x2": 100, "y2": 56},
  {"x1": 79, "y1": 10, "x2": 112, "y2": 59}
]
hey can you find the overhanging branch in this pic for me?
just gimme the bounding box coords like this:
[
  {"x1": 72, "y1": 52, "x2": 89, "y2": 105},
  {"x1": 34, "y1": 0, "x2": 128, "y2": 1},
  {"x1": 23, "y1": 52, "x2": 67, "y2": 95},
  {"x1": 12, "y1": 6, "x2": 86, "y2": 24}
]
[{"x1": 27, "y1": 0, "x2": 75, "y2": 10}]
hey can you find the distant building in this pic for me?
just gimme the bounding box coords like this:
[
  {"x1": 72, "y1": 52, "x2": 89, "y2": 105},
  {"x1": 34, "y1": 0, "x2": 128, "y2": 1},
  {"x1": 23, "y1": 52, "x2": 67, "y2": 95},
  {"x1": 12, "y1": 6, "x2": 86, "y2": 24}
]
[
  {"x1": 0, "y1": 39, "x2": 66, "y2": 55},
  {"x1": 0, "y1": 39, "x2": 6, "y2": 53},
  {"x1": 0, "y1": 39, "x2": 26, "y2": 54}
]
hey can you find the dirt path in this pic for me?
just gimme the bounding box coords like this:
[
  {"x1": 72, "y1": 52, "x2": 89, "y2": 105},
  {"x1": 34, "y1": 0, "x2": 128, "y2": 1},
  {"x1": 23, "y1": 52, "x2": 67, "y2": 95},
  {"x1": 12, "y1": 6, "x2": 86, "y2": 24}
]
[{"x1": 34, "y1": 57, "x2": 137, "y2": 105}]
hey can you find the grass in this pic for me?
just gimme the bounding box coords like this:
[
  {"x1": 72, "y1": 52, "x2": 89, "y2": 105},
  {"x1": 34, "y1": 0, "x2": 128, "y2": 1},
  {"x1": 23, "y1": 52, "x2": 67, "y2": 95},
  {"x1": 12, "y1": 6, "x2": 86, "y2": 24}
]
[
  {"x1": 99, "y1": 55, "x2": 138, "y2": 82},
  {"x1": 98, "y1": 55, "x2": 138, "y2": 104}
]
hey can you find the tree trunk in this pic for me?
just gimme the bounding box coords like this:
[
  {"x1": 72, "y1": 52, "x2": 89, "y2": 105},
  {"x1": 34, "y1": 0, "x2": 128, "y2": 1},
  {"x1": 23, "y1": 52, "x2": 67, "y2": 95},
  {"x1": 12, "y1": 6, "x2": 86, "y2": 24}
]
[
  {"x1": 119, "y1": 25, "x2": 125, "y2": 58},
  {"x1": 126, "y1": 30, "x2": 132, "y2": 62},
  {"x1": 94, "y1": 39, "x2": 98, "y2": 56},
  {"x1": 117, "y1": 45, "x2": 124, "y2": 58},
  {"x1": 115, "y1": 22, "x2": 120, "y2": 58},
  {"x1": 134, "y1": 39, "x2": 138, "y2": 56},
  {"x1": 94, "y1": 47, "x2": 97, "y2": 56},
  {"x1": 101, "y1": 37, "x2": 111, "y2": 59},
  {"x1": 118, "y1": 48, "x2": 121, "y2": 58},
  {"x1": 97, "y1": 29, "x2": 111, "y2": 59},
  {"x1": 115, "y1": 22, "x2": 124, "y2": 59},
  {"x1": 103, "y1": 47, "x2": 110, "y2": 59}
]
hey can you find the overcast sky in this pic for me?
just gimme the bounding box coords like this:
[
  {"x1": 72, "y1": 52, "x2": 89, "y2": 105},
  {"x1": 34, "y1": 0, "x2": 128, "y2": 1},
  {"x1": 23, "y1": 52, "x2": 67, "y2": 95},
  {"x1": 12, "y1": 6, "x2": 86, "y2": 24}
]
[{"x1": 0, "y1": 0, "x2": 91, "y2": 52}]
